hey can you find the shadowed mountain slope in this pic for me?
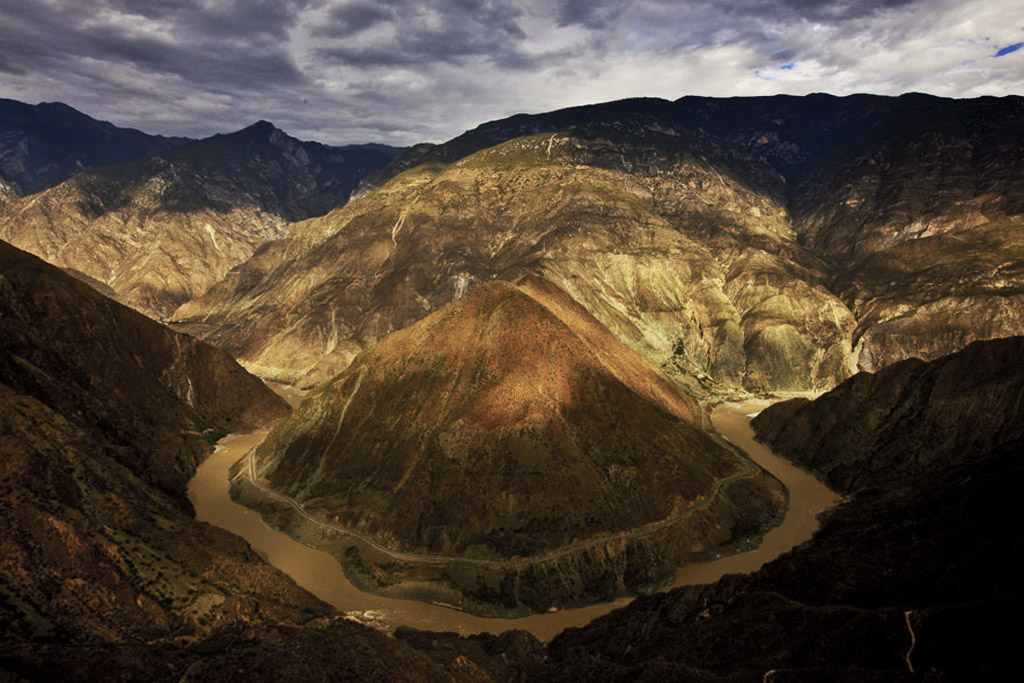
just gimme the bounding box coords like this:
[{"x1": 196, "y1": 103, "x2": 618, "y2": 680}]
[
  {"x1": 0, "y1": 98, "x2": 190, "y2": 195},
  {"x1": 0, "y1": 240, "x2": 326, "y2": 643},
  {"x1": 0, "y1": 122, "x2": 401, "y2": 317},
  {"x1": 752, "y1": 335, "x2": 1024, "y2": 493},
  {"x1": 792, "y1": 98, "x2": 1024, "y2": 371},
  {"x1": 239, "y1": 276, "x2": 784, "y2": 613},
  {"x1": 0, "y1": 239, "x2": 287, "y2": 492}
]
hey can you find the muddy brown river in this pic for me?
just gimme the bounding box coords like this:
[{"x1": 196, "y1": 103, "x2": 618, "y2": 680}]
[{"x1": 188, "y1": 394, "x2": 838, "y2": 642}]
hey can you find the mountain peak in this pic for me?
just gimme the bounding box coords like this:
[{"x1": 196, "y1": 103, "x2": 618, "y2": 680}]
[
  {"x1": 237, "y1": 119, "x2": 283, "y2": 138},
  {"x1": 241, "y1": 276, "x2": 785, "y2": 613}
]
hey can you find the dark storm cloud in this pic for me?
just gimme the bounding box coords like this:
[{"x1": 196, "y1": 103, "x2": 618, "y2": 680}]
[
  {"x1": 177, "y1": 0, "x2": 314, "y2": 41},
  {"x1": 0, "y1": 0, "x2": 306, "y2": 87},
  {"x1": 78, "y1": 24, "x2": 305, "y2": 88},
  {"x1": 0, "y1": 55, "x2": 28, "y2": 77},
  {"x1": 316, "y1": 1, "x2": 394, "y2": 37},
  {"x1": 554, "y1": 0, "x2": 630, "y2": 30},
  {"x1": 315, "y1": 0, "x2": 527, "y2": 68},
  {"x1": 718, "y1": 0, "x2": 919, "y2": 21},
  {"x1": 103, "y1": 0, "x2": 313, "y2": 40},
  {"x1": 1, "y1": 0, "x2": 1022, "y2": 146}
]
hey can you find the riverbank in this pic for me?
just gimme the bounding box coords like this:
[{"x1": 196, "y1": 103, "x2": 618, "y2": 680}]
[{"x1": 188, "y1": 399, "x2": 838, "y2": 642}]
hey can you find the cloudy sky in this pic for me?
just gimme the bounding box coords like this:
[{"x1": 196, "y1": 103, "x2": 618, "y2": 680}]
[{"x1": 1, "y1": 0, "x2": 1022, "y2": 145}]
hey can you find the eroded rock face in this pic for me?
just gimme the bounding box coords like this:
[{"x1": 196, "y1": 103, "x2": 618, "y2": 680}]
[
  {"x1": 0, "y1": 122, "x2": 401, "y2": 317},
  {"x1": 176, "y1": 94, "x2": 1024, "y2": 395},
  {"x1": 0, "y1": 240, "x2": 324, "y2": 644},
  {"x1": 793, "y1": 97, "x2": 1024, "y2": 370},
  {"x1": 236, "y1": 277, "x2": 785, "y2": 614},
  {"x1": 174, "y1": 125, "x2": 857, "y2": 395},
  {"x1": 0, "y1": 177, "x2": 19, "y2": 212}
]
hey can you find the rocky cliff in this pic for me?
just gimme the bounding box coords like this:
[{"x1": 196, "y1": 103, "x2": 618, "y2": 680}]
[
  {"x1": 0, "y1": 121, "x2": 401, "y2": 317},
  {"x1": 234, "y1": 276, "x2": 785, "y2": 614}
]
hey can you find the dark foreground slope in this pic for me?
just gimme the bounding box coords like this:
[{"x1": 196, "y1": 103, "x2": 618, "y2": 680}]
[
  {"x1": 0, "y1": 240, "x2": 329, "y2": 643},
  {"x1": 236, "y1": 276, "x2": 785, "y2": 615},
  {"x1": 528, "y1": 336, "x2": 1022, "y2": 679}
]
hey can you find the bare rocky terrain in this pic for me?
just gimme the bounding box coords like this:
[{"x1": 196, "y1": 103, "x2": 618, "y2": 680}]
[
  {"x1": 174, "y1": 94, "x2": 1024, "y2": 397},
  {"x1": 0, "y1": 121, "x2": 400, "y2": 317},
  {"x1": 173, "y1": 123, "x2": 856, "y2": 394}
]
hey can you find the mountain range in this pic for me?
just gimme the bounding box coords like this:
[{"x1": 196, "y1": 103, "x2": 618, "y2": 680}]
[
  {"x1": 0, "y1": 112, "x2": 401, "y2": 317},
  {"x1": 0, "y1": 92, "x2": 1020, "y2": 679},
  {"x1": 169, "y1": 93, "x2": 1024, "y2": 397},
  {"x1": 0, "y1": 97, "x2": 190, "y2": 196}
]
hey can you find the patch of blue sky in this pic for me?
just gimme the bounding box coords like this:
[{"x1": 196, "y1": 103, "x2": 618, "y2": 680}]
[
  {"x1": 994, "y1": 42, "x2": 1024, "y2": 57},
  {"x1": 755, "y1": 61, "x2": 796, "y2": 80}
]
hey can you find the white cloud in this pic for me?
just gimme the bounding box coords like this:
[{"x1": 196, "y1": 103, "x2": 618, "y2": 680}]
[{"x1": 0, "y1": 0, "x2": 1021, "y2": 145}]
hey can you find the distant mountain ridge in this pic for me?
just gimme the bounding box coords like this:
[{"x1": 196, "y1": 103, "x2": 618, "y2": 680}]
[
  {"x1": 358, "y1": 92, "x2": 959, "y2": 194},
  {"x1": 0, "y1": 97, "x2": 191, "y2": 195},
  {"x1": 0, "y1": 113, "x2": 403, "y2": 317}
]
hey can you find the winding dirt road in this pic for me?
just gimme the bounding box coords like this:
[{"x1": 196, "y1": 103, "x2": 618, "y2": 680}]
[{"x1": 245, "y1": 441, "x2": 758, "y2": 568}]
